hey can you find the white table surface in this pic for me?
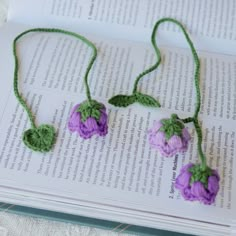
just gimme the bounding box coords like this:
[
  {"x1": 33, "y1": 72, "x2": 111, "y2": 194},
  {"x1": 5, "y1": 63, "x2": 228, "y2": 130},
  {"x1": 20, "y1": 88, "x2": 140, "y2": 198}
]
[{"x1": 0, "y1": 206, "x2": 132, "y2": 236}]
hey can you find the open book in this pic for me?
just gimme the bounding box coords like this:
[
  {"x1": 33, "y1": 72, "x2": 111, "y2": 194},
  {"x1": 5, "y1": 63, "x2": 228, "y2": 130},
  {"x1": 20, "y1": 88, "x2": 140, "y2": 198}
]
[{"x1": 0, "y1": 0, "x2": 236, "y2": 235}]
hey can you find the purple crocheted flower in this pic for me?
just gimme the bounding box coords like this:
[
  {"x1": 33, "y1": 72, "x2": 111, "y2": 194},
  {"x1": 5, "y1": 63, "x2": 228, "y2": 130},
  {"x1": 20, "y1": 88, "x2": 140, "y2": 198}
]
[
  {"x1": 175, "y1": 163, "x2": 220, "y2": 205},
  {"x1": 148, "y1": 115, "x2": 191, "y2": 157},
  {"x1": 68, "y1": 100, "x2": 108, "y2": 139}
]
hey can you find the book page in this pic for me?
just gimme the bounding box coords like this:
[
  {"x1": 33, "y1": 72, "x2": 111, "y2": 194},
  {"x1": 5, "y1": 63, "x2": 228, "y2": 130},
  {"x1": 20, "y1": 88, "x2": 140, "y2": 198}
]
[
  {"x1": 8, "y1": 0, "x2": 236, "y2": 55},
  {"x1": 0, "y1": 22, "x2": 235, "y2": 231}
]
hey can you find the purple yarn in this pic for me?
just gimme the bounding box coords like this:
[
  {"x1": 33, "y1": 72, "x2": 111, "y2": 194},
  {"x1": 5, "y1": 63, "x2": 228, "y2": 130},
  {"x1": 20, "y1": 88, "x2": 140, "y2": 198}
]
[
  {"x1": 148, "y1": 120, "x2": 191, "y2": 157},
  {"x1": 68, "y1": 103, "x2": 108, "y2": 139},
  {"x1": 175, "y1": 163, "x2": 220, "y2": 205}
]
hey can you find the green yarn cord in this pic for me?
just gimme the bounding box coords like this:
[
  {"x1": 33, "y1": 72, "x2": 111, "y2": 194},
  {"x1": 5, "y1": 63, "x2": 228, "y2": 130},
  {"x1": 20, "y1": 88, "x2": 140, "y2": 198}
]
[
  {"x1": 13, "y1": 28, "x2": 97, "y2": 152},
  {"x1": 189, "y1": 164, "x2": 212, "y2": 187}
]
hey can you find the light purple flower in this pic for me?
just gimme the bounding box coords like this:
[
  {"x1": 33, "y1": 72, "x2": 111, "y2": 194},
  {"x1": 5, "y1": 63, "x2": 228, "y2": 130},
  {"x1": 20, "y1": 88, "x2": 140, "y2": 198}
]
[
  {"x1": 175, "y1": 163, "x2": 220, "y2": 205},
  {"x1": 148, "y1": 118, "x2": 191, "y2": 157},
  {"x1": 68, "y1": 103, "x2": 108, "y2": 139}
]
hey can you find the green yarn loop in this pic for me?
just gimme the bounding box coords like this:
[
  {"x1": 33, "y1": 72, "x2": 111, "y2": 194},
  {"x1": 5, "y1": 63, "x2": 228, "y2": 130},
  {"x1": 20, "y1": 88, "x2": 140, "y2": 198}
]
[
  {"x1": 77, "y1": 100, "x2": 103, "y2": 122},
  {"x1": 13, "y1": 28, "x2": 97, "y2": 152}
]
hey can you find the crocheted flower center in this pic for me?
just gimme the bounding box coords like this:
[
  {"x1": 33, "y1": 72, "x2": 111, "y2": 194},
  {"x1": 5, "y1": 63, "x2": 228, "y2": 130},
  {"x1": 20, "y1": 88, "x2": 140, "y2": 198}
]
[
  {"x1": 77, "y1": 100, "x2": 103, "y2": 122},
  {"x1": 189, "y1": 164, "x2": 213, "y2": 187},
  {"x1": 159, "y1": 114, "x2": 184, "y2": 140}
]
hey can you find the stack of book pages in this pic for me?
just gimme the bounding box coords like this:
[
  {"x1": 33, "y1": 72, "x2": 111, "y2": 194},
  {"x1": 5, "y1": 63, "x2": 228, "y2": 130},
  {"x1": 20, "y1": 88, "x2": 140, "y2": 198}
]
[{"x1": 0, "y1": 0, "x2": 235, "y2": 235}]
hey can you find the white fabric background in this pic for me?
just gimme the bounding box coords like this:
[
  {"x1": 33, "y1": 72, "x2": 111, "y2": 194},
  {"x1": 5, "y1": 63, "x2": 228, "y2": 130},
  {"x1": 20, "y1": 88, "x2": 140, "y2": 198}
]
[{"x1": 0, "y1": 1, "x2": 133, "y2": 235}]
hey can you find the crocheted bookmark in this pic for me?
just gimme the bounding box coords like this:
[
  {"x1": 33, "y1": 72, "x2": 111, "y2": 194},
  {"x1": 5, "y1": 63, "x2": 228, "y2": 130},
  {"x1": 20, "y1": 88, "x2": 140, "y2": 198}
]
[
  {"x1": 147, "y1": 18, "x2": 219, "y2": 205},
  {"x1": 110, "y1": 18, "x2": 220, "y2": 205},
  {"x1": 13, "y1": 29, "x2": 58, "y2": 152},
  {"x1": 13, "y1": 28, "x2": 107, "y2": 152}
]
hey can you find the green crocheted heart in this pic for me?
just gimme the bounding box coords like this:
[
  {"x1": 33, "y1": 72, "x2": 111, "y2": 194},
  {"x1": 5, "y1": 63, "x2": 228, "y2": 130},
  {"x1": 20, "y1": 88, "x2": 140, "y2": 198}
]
[{"x1": 23, "y1": 124, "x2": 56, "y2": 152}]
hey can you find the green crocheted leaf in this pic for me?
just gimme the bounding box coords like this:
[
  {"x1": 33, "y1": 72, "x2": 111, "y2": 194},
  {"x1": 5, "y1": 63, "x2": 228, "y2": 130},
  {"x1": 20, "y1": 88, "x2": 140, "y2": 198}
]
[
  {"x1": 189, "y1": 165, "x2": 212, "y2": 187},
  {"x1": 135, "y1": 93, "x2": 160, "y2": 107},
  {"x1": 77, "y1": 100, "x2": 103, "y2": 122},
  {"x1": 91, "y1": 109, "x2": 101, "y2": 120},
  {"x1": 108, "y1": 94, "x2": 136, "y2": 107},
  {"x1": 159, "y1": 116, "x2": 184, "y2": 140},
  {"x1": 80, "y1": 109, "x2": 91, "y2": 122},
  {"x1": 78, "y1": 100, "x2": 103, "y2": 113}
]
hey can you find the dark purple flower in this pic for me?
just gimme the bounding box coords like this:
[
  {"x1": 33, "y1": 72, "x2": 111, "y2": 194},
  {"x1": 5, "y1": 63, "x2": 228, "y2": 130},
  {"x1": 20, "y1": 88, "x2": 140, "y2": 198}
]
[
  {"x1": 148, "y1": 117, "x2": 191, "y2": 157},
  {"x1": 68, "y1": 102, "x2": 108, "y2": 139},
  {"x1": 175, "y1": 163, "x2": 220, "y2": 205}
]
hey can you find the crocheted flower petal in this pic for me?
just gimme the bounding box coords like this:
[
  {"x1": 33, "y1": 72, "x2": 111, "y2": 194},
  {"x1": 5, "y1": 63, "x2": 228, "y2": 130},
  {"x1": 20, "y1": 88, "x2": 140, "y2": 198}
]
[
  {"x1": 181, "y1": 128, "x2": 191, "y2": 151},
  {"x1": 149, "y1": 130, "x2": 178, "y2": 157},
  {"x1": 99, "y1": 107, "x2": 108, "y2": 125},
  {"x1": 208, "y1": 175, "x2": 220, "y2": 195},
  {"x1": 86, "y1": 117, "x2": 99, "y2": 130},
  {"x1": 181, "y1": 187, "x2": 196, "y2": 201},
  {"x1": 212, "y1": 170, "x2": 220, "y2": 181},
  {"x1": 155, "y1": 131, "x2": 166, "y2": 145},
  {"x1": 97, "y1": 110, "x2": 108, "y2": 136},
  {"x1": 149, "y1": 135, "x2": 159, "y2": 149},
  {"x1": 191, "y1": 181, "x2": 213, "y2": 204},
  {"x1": 175, "y1": 168, "x2": 192, "y2": 190},
  {"x1": 159, "y1": 144, "x2": 177, "y2": 157},
  {"x1": 79, "y1": 117, "x2": 99, "y2": 139},
  {"x1": 150, "y1": 120, "x2": 163, "y2": 133},
  {"x1": 68, "y1": 104, "x2": 81, "y2": 132},
  {"x1": 149, "y1": 131, "x2": 166, "y2": 147},
  {"x1": 168, "y1": 135, "x2": 183, "y2": 149},
  {"x1": 191, "y1": 181, "x2": 206, "y2": 197},
  {"x1": 72, "y1": 104, "x2": 81, "y2": 113},
  {"x1": 182, "y1": 128, "x2": 191, "y2": 141},
  {"x1": 98, "y1": 125, "x2": 108, "y2": 136},
  {"x1": 183, "y1": 163, "x2": 194, "y2": 172}
]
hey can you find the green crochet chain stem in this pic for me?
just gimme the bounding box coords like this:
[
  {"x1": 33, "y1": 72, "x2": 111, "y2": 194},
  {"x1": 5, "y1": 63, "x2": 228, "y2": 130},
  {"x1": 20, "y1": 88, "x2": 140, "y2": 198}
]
[
  {"x1": 109, "y1": 18, "x2": 207, "y2": 170},
  {"x1": 13, "y1": 28, "x2": 97, "y2": 152}
]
